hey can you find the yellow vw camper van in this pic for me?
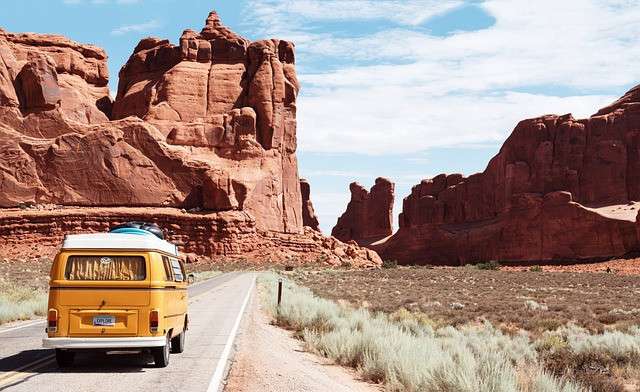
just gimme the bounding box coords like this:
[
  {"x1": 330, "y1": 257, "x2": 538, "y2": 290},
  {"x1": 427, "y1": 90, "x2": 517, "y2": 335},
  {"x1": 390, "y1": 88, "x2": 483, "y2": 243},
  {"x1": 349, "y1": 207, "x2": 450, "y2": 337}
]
[{"x1": 43, "y1": 223, "x2": 188, "y2": 368}]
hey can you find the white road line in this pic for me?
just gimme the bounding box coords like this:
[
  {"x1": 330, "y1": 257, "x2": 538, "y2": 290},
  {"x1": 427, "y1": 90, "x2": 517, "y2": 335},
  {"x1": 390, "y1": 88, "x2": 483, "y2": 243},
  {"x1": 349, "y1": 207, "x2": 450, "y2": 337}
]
[
  {"x1": 206, "y1": 275, "x2": 255, "y2": 392},
  {"x1": 0, "y1": 319, "x2": 45, "y2": 335}
]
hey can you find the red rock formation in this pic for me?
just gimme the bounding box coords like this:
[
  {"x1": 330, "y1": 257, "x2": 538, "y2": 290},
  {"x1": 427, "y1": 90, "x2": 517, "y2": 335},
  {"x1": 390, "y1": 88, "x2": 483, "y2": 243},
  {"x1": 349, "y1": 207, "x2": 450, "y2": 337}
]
[
  {"x1": 332, "y1": 177, "x2": 394, "y2": 245},
  {"x1": 376, "y1": 89, "x2": 640, "y2": 264},
  {"x1": 0, "y1": 28, "x2": 110, "y2": 126},
  {"x1": 300, "y1": 178, "x2": 320, "y2": 231},
  {"x1": 0, "y1": 12, "x2": 380, "y2": 268},
  {"x1": 0, "y1": 207, "x2": 380, "y2": 268}
]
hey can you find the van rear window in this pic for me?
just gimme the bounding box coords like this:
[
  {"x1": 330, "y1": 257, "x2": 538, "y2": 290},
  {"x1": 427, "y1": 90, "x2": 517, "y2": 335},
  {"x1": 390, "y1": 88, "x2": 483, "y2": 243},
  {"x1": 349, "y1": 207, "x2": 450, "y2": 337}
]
[{"x1": 65, "y1": 256, "x2": 146, "y2": 281}]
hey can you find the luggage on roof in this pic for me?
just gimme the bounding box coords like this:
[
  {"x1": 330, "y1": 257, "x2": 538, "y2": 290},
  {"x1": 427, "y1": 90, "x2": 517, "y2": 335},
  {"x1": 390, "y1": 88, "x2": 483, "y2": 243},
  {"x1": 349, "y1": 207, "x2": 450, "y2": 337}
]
[{"x1": 110, "y1": 221, "x2": 164, "y2": 239}]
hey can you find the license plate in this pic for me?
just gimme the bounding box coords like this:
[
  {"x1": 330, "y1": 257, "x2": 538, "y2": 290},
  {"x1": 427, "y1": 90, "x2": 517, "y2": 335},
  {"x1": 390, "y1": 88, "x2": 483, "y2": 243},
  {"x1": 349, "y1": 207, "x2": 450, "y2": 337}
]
[{"x1": 93, "y1": 315, "x2": 116, "y2": 326}]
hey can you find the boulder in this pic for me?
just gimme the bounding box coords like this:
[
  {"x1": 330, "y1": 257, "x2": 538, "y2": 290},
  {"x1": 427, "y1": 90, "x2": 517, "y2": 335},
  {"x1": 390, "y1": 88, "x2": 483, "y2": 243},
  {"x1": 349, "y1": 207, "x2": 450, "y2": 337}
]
[{"x1": 14, "y1": 54, "x2": 61, "y2": 111}]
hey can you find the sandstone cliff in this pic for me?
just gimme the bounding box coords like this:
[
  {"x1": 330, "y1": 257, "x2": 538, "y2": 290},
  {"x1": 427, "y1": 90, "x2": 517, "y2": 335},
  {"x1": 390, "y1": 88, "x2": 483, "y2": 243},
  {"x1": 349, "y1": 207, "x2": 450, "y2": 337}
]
[
  {"x1": 0, "y1": 12, "x2": 380, "y2": 268},
  {"x1": 332, "y1": 177, "x2": 394, "y2": 245},
  {"x1": 374, "y1": 88, "x2": 640, "y2": 264}
]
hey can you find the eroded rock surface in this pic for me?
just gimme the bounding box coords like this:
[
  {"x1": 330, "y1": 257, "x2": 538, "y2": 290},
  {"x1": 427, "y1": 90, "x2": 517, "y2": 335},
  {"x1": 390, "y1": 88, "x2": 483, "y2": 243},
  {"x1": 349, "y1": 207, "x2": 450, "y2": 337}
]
[
  {"x1": 0, "y1": 12, "x2": 380, "y2": 267},
  {"x1": 375, "y1": 90, "x2": 640, "y2": 264},
  {"x1": 300, "y1": 178, "x2": 320, "y2": 231},
  {"x1": 332, "y1": 177, "x2": 394, "y2": 245},
  {"x1": 0, "y1": 207, "x2": 381, "y2": 268}
]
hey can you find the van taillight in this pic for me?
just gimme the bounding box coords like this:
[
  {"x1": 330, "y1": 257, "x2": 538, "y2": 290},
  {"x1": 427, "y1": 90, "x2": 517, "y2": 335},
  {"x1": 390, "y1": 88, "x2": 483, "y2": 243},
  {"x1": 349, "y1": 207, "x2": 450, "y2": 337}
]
[
  {"x1": 48, "y1": 309, "x2": 58, "y2": 333},
  {"x1": 150, "y1": 310, "x2": 159, "y2": 332}
]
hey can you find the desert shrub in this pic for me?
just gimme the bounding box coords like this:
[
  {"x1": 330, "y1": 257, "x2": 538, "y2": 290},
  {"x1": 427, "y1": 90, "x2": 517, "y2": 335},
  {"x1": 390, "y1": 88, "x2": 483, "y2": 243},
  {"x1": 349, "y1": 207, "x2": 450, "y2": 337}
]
[
  {"x1": 536, "y1": 325, "x2": 640, "y2": 392},
  {"x1": 541, "y1": 324, "x2": 640, "y2": 363},
  {"x1": 0, "y1": 284, "x2": 48, "y2": 324},
  {"x1": 389, "y1": 308, "x2": 438, "y2": 334},
  {"x1": 529, "y1": 265, "x2": 543, "y2": 272},
  {"x1": 536, "y1": 335, "x2": 569, "y2": 353},
  {"x1": 475, "y1": 260, "x2": 501, "y2": 270},
  {"x1": 382, "y1": 259, "x2": 398, "y2": 269},
  {"x1": 525, "y1": 300, "x2": 549, "y2": 312},
  {"x1": 259, "y1": 273, "x2": 585, "y2": 392}
]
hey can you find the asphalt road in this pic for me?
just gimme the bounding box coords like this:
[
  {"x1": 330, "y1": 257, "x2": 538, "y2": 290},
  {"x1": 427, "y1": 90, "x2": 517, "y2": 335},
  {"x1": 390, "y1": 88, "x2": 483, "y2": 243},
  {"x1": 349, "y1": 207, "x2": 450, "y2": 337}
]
[{"x1": 0, "y1": 272, "x2": 255, "y2": 392}]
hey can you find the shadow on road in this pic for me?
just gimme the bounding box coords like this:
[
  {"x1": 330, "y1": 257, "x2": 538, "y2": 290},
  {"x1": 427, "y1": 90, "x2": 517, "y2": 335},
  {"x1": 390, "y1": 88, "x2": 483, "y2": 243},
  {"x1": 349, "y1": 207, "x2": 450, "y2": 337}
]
[
  {"x1": 0, "y1": 349, "x2": 51, "y2": 372},
  {"x1": 1, "y1": 349, "x2": 156, "y2": 373},
  {"x1": 1, "y1": 349, "x2": 157, "y2": 390}
]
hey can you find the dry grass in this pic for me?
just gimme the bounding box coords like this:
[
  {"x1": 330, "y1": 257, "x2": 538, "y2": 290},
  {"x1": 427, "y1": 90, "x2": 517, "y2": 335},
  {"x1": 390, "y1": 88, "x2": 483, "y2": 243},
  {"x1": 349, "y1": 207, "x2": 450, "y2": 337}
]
[
  {"x1": 279, "y1": 267, "x2": 640, "y2": 391},
  {"x1": 260, "y1": 272, "x2": 588, "y2": 392},
  {"x1": 0, "y1": 283, "x2": 48, "y2": 324},
  {"x1": 290, "y1": 266, "x2": 640, "y2": 334},
  {"x1": 0, "y1": 257, "x2": 50, "y2": 325}
]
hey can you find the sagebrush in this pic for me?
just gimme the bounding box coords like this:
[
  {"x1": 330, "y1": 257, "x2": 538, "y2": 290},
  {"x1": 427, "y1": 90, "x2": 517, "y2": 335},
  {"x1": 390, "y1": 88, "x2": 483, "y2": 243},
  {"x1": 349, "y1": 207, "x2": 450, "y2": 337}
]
[
  {"x1": 259, "y1": 273, "x2": 595, "y2": 392},
  {"x1": 0, "y1": 283, "x2": 48, "y2": 325}
]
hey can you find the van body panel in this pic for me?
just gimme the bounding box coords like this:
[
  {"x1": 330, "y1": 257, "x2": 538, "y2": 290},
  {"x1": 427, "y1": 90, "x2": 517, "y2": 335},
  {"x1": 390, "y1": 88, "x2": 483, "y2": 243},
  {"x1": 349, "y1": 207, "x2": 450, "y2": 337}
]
[
  {"x1": 69, "y1": 309, "x2": 139, "y2": 336},
  {"x1": 45, "y1": 245, "x2": 188, "y2": 347},
  {"x1": 56, "y1": 289, "x2": 150, "y2": 307}
]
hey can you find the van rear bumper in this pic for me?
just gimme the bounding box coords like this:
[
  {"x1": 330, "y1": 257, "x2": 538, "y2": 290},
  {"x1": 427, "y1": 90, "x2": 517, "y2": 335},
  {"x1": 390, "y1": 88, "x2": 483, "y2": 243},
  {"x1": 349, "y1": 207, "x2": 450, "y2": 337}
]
[{"x1": 43, "y1": 336, "x2": 166, "y2": 349}]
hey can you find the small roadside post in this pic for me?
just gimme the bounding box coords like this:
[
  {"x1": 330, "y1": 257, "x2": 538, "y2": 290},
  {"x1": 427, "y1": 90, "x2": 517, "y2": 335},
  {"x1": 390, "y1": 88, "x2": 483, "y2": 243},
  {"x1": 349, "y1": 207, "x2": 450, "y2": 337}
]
[{"x1": 277, "y1": 278, "x2": 283, "y2": 307}]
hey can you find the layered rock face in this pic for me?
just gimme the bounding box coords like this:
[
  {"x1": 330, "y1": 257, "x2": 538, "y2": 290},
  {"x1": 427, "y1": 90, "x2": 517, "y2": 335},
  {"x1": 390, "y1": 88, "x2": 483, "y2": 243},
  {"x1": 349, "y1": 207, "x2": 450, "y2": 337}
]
[
  {"x1": 0, "y1": 12, "x2": 300, "y2": 232},
  {"x1": 376, "y1": 89, "x2": 640, "y2": 264},
  {"x1": 300, "y1": 178, "x2": 320, "y2": 231},
  {"x1": 107, "y1": 11, "x2": 302, "y2": 232},
  {"x1": 332, "y1": 177, "x2": 394, "y2": 245},
  {"x1": 0, "y1": 12, "x2": 380, "y2": 267},
  {"x1": 0, "y1": 207, "x2": 380, "y2": 268}
]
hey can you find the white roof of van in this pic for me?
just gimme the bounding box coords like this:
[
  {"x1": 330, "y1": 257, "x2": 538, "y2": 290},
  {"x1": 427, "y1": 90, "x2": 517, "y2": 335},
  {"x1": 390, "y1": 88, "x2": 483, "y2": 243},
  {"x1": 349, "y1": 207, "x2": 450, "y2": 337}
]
[{"x1": 62, "y1": 233, "x2": 179, "y2": 256}]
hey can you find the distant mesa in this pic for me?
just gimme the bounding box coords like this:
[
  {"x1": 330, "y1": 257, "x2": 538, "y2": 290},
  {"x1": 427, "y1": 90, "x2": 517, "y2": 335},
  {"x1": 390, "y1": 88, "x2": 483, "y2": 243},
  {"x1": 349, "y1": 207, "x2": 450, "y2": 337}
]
[{"x1": 364, "y1": 90, "x2": 640, "y2": 265}]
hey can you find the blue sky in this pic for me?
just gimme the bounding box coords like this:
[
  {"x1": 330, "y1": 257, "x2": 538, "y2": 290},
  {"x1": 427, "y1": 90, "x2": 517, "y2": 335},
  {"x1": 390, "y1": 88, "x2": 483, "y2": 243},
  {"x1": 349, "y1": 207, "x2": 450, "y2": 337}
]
[{"x1": 2, "y1": 1, "x2": 640, "y2": 233}]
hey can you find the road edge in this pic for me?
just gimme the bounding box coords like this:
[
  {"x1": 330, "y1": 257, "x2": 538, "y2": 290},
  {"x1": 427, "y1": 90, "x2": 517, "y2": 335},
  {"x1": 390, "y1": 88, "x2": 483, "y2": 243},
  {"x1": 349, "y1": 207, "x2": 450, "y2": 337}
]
[{"x1": 206, "y1": 274, "x2": 255, "y2": 392}]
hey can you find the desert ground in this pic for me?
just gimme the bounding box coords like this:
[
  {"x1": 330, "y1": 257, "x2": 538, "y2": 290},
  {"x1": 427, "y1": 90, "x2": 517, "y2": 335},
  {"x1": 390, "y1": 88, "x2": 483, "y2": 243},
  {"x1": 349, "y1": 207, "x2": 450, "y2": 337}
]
[
  {"x1": 3, "y1": 257, "x2": 640, "y2": 391},
  {"x1": 291, "y1": 263, "x2": 640, "y2": 333}
]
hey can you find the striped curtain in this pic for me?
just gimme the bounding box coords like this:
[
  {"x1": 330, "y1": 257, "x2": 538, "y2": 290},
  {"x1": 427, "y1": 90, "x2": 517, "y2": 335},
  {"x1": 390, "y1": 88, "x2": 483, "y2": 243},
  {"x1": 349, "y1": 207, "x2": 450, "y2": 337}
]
[{"x1": 65, "y1": 256, "x2": 146, "y2": 281}]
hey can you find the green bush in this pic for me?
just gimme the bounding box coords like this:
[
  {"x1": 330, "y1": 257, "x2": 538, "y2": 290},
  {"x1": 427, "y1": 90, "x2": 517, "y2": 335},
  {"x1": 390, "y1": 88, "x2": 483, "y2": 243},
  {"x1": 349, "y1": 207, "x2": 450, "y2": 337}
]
[
  {"x1": 382, "y1": 259, "x2": 398, "y2": 269},
  {"x1": 475, "y1": 260, "x2": 501, "y2": 270},
  {"x1": 530, "y1": 265, "x2": 543, "y2": 272}
]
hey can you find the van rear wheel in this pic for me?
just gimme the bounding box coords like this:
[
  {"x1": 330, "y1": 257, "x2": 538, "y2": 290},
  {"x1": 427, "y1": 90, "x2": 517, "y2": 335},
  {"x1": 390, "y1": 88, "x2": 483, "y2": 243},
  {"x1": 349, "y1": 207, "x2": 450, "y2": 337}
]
[
  {"x1": 152, "y1": 334, "x2": 171, "y2": 367},
  {"x1": 171, "y1": 329, "x2": 185, "y2": 353},
  {"x1": 55, "y1": 349, "x2": 75, "y2": 367}
]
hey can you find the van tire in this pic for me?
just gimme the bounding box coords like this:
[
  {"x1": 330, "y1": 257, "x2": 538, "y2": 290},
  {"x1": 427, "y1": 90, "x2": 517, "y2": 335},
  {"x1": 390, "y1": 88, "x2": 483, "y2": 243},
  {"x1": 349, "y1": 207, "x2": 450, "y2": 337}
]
[
  {"x1": 152, "y1": 334, "x2": 171, "y2": 367},
  {"x1": 171, "y1": 329, "x2": 185, "y2": 353},
  {"x1": 55, "y1": 349, "x2": 75, "y2": 367}
]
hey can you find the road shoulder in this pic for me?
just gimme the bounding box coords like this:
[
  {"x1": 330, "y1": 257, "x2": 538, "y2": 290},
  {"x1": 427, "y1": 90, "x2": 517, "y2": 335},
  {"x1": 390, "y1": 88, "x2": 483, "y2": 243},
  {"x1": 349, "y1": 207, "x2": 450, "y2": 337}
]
[{"x1": 223, "y1": 288, "x2": 380, "y2": 392}]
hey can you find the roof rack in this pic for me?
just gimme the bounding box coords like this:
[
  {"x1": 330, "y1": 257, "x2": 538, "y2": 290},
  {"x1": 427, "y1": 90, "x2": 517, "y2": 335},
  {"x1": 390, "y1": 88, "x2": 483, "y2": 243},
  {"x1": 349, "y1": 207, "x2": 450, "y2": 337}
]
[{"x1": 62, "y1": 232, "x2": 178, "y2": 256}]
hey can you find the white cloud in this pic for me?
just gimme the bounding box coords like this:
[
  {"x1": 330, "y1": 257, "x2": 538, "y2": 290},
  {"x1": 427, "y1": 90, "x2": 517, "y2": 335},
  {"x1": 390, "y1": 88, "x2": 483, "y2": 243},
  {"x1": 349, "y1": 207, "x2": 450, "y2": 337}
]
[
  {"x1": 244, "y1": 0, "x2": 640, "y2": 155},
  {"x1": 110, "y1": 19, "x2": 160, "y2": 36},
  {"x1": 299, "y1": 89, "x2": 616, "y2": 154},
  {"x1": 246, "y1": 0, "x2": 461, "y2": 31}
]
